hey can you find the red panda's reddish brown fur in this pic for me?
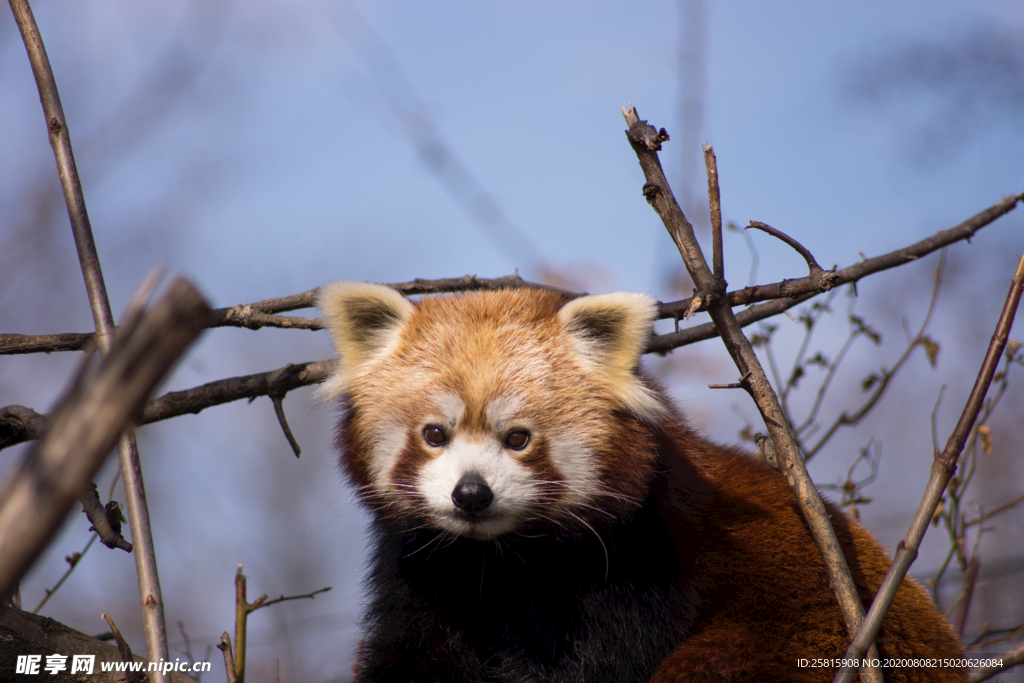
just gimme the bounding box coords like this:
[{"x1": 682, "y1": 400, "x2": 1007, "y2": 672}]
[{"x1": 318, "y1": 283, "x2": 966, "y2": 683}]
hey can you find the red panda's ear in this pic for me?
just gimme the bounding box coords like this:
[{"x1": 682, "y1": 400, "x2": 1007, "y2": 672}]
[
  {"x1": 316, "y1": 281, "x2": 414, "y2": 399},
  {"x1": 558, "y1": 292, "x2": 667, "y2": 422}
]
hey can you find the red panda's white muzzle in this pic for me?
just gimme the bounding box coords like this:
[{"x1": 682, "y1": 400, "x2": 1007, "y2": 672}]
[{"x1": 417, "y1": 433, "x2": 535, "y2": 540}]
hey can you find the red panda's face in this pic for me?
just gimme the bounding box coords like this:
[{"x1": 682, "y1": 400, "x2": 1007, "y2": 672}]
[{"x1": 318, "y1": 283, "x2": 667, "y2": 540}]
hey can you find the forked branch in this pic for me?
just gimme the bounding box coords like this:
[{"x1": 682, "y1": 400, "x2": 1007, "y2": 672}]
[
  {"x1": 832, "y1": 254, "x2": 1024, "y2": 683},
  {"x1": 623, "y1": 103, "x2": 882, "y2": 682}
]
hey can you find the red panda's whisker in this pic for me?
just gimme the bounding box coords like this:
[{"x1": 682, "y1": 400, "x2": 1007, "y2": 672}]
[
  {"x1": 402, "y1": 529, "x2": 452, "y2": 559},
  {"x1": 564, "y1": 510, "x2": 610, "y2": 582}
]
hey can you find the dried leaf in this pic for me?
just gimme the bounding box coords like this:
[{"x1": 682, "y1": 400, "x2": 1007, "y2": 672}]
[
  {"x1": 750, "y1": 333, "x2": 770, "y2": 348},
  {"x1": 850, "y1": 314, "x2": 882, "y2": 345},
  {"x1": 978, "y1": 424, "x2": 992, "y2": 454},
  {"x1": 932, "y1": 500, "x2": 944, "y2": 526},
  {"x1": 738, "y1": 424, "x2": 754, "y2": 443},
  {"x1": 861, "y1": 373, "x2": 879, "y2": 392},
  {"x1": 806, "y1": 352, "x2": 830, "y2": 368},
  {"x1": 919, "y1": 335, "x2": 941, "y2": 367}
]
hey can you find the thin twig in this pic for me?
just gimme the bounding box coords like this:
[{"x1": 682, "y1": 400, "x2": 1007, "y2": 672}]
[
  {"x1": 80, "y1": 482, "x2": 133, "y2": 551},
  {"x1": 1, "y1": 274, "x2": 573, "y2": 354},
  {"x1": 804, "y1": 250, "x2": 946, "y2": 460},
  {"x1": 703, "y1": 144, "x2": 725, "y2": 284},
  {"x1": 753, "y1": 432, "x2": 780, "y2": 471},
  {"x1": 968, "y1": 636, "x2": 1024, "y2": 683},
  {"x1": 653, "y1": 191, "x2": 1022, "y2": 325},
  {"x1": 234, "y1": 567, "x2": 248, "y2": 683},
  {"x1": 231, "y1": 564, "x2": 331, "y2": 683},
  {"x1": 832, "y1": 252, "x2": 1024, "y2": 683},
  {"x1": 248, "y1": 585, "x2": 332, "y2": 612},
  {"x1": 747, "y1": 220, "x2": 827, "y2": 273},
  {"x1": 623, "y1": 104, "x2": 881, "y2": 682},
  {"x1": 954, "y1": 554, "x2": 980, "y2": 636},
  {"x1": 963, "y1": 491, "x2": 1024, "y2": 528},
  {"x1": 32, "y1": 533, "x2": 96, "y2": 613},
  {"x1": 101, "y1": 612, "x2": 135, "y2": 664},
  {"x1": 269, "y1": 394, "x2": 301, "y2": 457},
  {"x1": 217, "y1": 633, "x2": 238, "y2": 683},
  {"x1": 1, "y1": 360, "x2": 335, "y2": 451}
]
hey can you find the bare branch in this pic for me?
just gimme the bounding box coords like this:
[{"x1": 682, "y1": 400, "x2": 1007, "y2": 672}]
[
  {"x1": 269, "y1": 393, "x2": 301, "y2": 457},
  {"x1": 31, "y1": 533, "x2": 96, "y2": 614},
  {"x1": 217, "y1": 633, "x2": 238, "y2": 683},
  {"x1": 0, "y1": 333, "x2": 94, "y2": 355},
  {"x1": 953, "y1": 554, "x2": 980, "y2": 637},
  {"x1": 802, "y1": 250, "x2": 946, "y2": 460},
  {"x1": 8, "y1": 1, "x2": 187, "y2": 674},
  {"x1": 624, "y1": 105, "x2": 881, "y2": 682},
  {"x1": 80, "y1": 483, "x2": 133, "y2": 552},
  {"x1": 3, "y1": 192, "x2": 1018, "y2": 358},
  {"x1": 248, "y1": 585, "x2": 332, "y2": 612},
  {"x1": 100, "y1": 612, "x2": 135, "y2": 666},
  {"x1": 0, "y1": 199, "x2": 1018, "y2": 452},
  {"x1": 747, "y1": 220, "x2": 826, "y2": 272},
  {"x1": 833, "y1": 252, "x2": 1024, "y2": 683},
  {"x1": 0, "y1": 278, "x2": 209, "y2": 604},
  {"x1": 0, "y1": 607, "x2": 199, "y2": 683},
  {"x1": 8, "y1": 0, "x2": 115, "y2": 348},
  {"x1": 703, "y1": 144, "x2": 725, "y2": 284},
  {"x1": 968, "y1": 637, "x2": 1024, "y2": 683},
  {"x1": 654, "y1": 192, "x2": 1022, "y2": 324},
  {"x1": 143, "y1": 361, "x2": 332, "y2": 425},
  {"x1": 234, "y1": 567, "x2": 249, "y2": 683},
  {"x1": 964, "y1": 491, "x2": 1024, "y2": 528},
  {"x1": 1, "y1": 274, "x2": 575, "y2": 354},
  {"x1": 228, "y1": 563, "x2": 331, "y2": 683},
  {"x1": 0, "y1": 405, "x2": 49, "y2": 448},
  {"x1": 1, "y1": 361, "x2": 334, "y2": 451}
]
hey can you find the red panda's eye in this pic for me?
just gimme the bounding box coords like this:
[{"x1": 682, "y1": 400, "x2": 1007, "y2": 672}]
[
  {"x1": 504, "y1": 430, "x2": 530, "y2": 450},
  {"x1": 423, "y1": 425, "x2": 448, "y2": 447}
]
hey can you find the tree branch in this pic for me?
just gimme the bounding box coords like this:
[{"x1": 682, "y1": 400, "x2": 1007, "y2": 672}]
[
  {"x1": 80, "y1": 482, "x2": 133, "y2": 552},
  {"x1": 704, "y1": 144, "x2": 725, "y2": 285},
  {"x1": 1, "y1": 361, "x2": 334, "y2": 451},
  {"x1": 832, "y1": 252, "x2": 1024, "y2": 683},
  {"x1": 0, "y1": 405, "x2": 49, "y2": 448},
  {"x1": 0, "y1": 607, "x2": 199, "y2": 683},
  {"x1": 624, "y1": 104, "x2": 882, "y2": 682},
  {"x1": 654, "y1": 191, "x2": 1022, "y2": 325},
  {"x1": 3, "y1": 195, "x2": 1018, "y2": 357},
  {"x1": 0, "y1": 277, "x2": 209, "y2": 604},
  {"x1": 1, "y1": 274, "x2": 576, "y2": 354},
  {"x1": 1, "y1": 196, "x2": 1018, "y2": 451},
  {"x1": 968, "y1": 636, "x2": 1024, "y2": 683},
  {"x1": 8, "y1": 1, "x2": 180, "y2": 675}
]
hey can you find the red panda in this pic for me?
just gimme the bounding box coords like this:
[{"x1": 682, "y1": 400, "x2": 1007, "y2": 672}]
[{"x1": 317, "y1": 282, "x2": 967, "y2": 683}]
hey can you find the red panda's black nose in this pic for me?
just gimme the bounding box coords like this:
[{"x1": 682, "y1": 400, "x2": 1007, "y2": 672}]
[{"x1": 452, "y1": 474, "x2": 494, "y2": 514}]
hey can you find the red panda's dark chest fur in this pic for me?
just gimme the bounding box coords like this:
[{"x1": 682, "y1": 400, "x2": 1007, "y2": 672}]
[{"x1": 357, "y1": 440, "x2": 715, "y2": 683}]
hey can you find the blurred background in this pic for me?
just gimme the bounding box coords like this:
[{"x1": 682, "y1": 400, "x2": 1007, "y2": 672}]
[{"x1": 1, "y1": 1, "x2": 1022, "y2": 681}]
